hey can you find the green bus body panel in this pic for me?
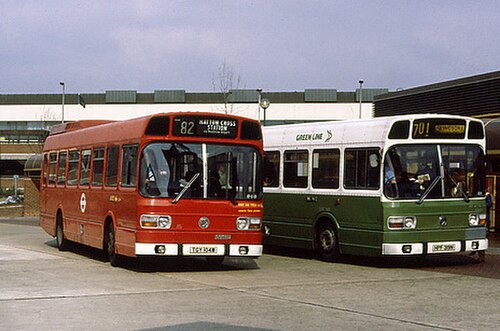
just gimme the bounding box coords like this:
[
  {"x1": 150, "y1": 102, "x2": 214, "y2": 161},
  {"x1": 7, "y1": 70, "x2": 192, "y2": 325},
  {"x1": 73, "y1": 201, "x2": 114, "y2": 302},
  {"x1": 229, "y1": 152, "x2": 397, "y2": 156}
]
[
  {"x1": 263, "y1": 193, "x2": 384, "y2": 254},
  {"x1": 263, "y1": 192, "x2": 487, "y2": 256},
  {"x1": 381, "y1": 199, "x2": 486, "y2": 243}
]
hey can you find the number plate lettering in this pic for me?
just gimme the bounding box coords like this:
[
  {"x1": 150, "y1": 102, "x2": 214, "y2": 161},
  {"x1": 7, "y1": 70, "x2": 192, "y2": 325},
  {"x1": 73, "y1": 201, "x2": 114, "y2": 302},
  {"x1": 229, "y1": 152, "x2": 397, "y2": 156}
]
[
  {"x1": 432, "y1": 244, "x2": 456, "y2": 252},
  {"x1": 183, "y1": 244, "x2": 224, "y2": 256},
  {"x1": 189, "y1": 246, "x2": 217, "y2": 254},
  {"x1": 429, "y1": 241, "x2": 460, "y2": 253}
]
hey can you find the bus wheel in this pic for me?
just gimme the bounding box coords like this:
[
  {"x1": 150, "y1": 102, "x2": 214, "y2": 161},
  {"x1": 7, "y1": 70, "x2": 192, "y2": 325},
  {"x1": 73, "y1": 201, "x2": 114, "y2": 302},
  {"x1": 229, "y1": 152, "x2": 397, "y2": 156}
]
[
  {"x1": 476, "y1": 250, "x2": 486, "y2": 263},
  {"x1": 316, "y1": 222, "x2": 339, "y2": 261},
  {"x1": 105, "y1": 223, "x2": 120, "y2": 267},
  {"x1": 56, "y1": 213, "x2": 70, "y2": 251}
]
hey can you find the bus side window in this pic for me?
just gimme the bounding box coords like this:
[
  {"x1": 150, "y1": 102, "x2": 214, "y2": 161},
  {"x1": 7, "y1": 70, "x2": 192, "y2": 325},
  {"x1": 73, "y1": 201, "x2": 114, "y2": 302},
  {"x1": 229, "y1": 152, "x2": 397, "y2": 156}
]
[
  {"x1": 312, "y1": 149, "x2": 340, "y2": 189},
  {"x1": 105, "y1": 145, "x2": 120, "y2": 187},
  {"x1": 48, "y1": 152, "x2": 57, "y2": 185},
  {"x1": 57, "y1": 151, "x2": 67, "y2": 186},
  {"x1": 92, "y1": 147, "x2": 105, "y2": 187},
  {"x1": 367, "y1": 153, "x2": 380, "y2": 188},
  {"x1": 344, "y1": 148, "x2": 380, "y2": 190},
  {"x1": 120, "y1": 145, "x2": 139, "y2": 187},
  {"x1": 263, "y1": 151, "x2": 280, "y2": 187},
  {"x1": 42, "y1": 153, "x2": 49, "y2": 188},
  {"x1": 79, "y1": 149, "x2": 91, "y2": 186},
  {"x1": 283, "y1": 150, "x2": 308, "y2": 188},
  {"x1": 67, "y1": 150, "x2": 80, "y2": 186}
]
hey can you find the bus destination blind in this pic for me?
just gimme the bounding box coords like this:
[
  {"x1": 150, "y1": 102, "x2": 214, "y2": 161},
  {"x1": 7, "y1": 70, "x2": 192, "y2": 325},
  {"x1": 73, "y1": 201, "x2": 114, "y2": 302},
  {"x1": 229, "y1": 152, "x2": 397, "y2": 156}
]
[
  {"x1": 412, "y1": 119, "x2": 466, "y2": 139},
  {"x1": 172, "y1": 116, "x2": 238, "y2": 138}
]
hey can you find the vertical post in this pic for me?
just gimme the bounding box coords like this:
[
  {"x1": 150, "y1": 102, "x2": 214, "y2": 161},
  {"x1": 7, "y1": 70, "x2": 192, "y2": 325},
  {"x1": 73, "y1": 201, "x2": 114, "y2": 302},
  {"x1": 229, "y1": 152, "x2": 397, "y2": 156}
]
[
  {"x1": 257, "y1": 88, "x2": 262, "y2": 123},
  {"x1": 260, "y1": 98, "x2": 270, "y2": 127},
  {"x1": 358, "y1": 80, "x2": 364, "y2": 119},
  {"x1": 13, "y1": 175, "x2": 19, "y2": 198},
  {"x1": 59, "y1": 81, "x2": 65, "y2": 123}
]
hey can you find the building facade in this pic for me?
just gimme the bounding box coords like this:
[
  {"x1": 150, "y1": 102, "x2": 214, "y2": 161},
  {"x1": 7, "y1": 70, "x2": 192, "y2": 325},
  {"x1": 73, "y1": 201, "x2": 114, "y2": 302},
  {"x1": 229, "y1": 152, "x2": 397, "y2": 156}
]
[
  {"x1": 0, "y1": 88, "x2": 388, "y2": 176},
  {"x1": 0, "y1": 88, "x2": 388, "y2": 215}
]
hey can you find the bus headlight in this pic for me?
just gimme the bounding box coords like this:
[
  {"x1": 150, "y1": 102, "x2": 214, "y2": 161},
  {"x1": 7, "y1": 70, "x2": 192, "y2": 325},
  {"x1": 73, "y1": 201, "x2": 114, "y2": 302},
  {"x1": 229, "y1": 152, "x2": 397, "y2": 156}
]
[
  {"x1": 236, "y1": 217, "x2": 249, "y2": 230},
  {"x1": 469, "y1": 214, "x2": 486, "y2": 227},
  {"x1": 236, "y1": 217, "x2": 261, "y2": 230},
  {"x1": 469, "y1": 214, "x2": 478, "y2": 226},
  {"x1": 140, "y1": 215, "x2": 172, "y2": 229},
  {"x1": 404, "y1": 217, "x2": 417, "y2": 229},
  {"x1": 158, "y1": 216, "x2": 172, "y2": 228},
  {"x1": 388, "y1": 216, "x2": 416, "y2": 230}
]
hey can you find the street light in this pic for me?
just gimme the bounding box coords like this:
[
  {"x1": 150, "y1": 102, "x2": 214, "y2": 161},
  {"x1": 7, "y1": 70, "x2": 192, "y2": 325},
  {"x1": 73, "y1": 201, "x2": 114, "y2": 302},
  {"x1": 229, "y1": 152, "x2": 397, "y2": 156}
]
[
  {"x1": 358, "y1": 80, "x2": 364, "y2": 119},
  {"x1": 257, "y1": 88, "x2": 262, "y2": 122},
  {"x1": 260, "y1": 98, "x2": 270, "y2": 126},
  {"x1": 59, "y1": 81, "x2": 65, "y2": 123}
]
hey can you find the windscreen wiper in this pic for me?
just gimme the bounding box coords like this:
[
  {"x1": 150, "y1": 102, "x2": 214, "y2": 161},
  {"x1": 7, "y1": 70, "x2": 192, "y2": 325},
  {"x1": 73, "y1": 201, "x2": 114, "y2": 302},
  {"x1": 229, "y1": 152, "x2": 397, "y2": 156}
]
[
  {"x1": 417, "y1": 175, "x2": 442, "y2": 205},
  {"x1": 172, "y1": 173, "x2": 200, "y2": 204},
  {"x1": 227, "y1": 194, "x2": 238, "y2": 206},
  {"x1": 447, "y1": 173, "x2": 470, "y2": 202}
]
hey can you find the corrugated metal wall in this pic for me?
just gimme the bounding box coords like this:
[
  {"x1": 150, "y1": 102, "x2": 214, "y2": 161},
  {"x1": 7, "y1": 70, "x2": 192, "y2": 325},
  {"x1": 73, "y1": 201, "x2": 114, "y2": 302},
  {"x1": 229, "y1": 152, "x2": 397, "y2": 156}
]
[
  {"x1": 0, "y1": 89, "x2": 388, "y2": 106},
  {"x1": 374, "y1": 72, "x2": 500, "y2": 117},
  {"x1": 228, "y1": 89, "x2": 259, "y2": 103},
  {"x1": 105, "y1": 90, "x2": 137, "y2": 103},
  {"x1": 154, "y1": 90, "x2": 186, "y2": 103},
  {"x1": 356, "y1": 88, "x2": 389, "y2": 102},
  {"x1": 305, "y1": 89, "x2": 337, "y2": 102}
]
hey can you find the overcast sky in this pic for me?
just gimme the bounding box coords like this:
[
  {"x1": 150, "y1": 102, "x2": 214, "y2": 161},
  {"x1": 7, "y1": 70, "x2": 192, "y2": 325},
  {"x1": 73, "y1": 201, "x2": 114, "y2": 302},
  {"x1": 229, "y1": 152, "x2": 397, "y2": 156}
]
[{"x1": 1, "y1": 0, "x2": 499, "y2": 94}]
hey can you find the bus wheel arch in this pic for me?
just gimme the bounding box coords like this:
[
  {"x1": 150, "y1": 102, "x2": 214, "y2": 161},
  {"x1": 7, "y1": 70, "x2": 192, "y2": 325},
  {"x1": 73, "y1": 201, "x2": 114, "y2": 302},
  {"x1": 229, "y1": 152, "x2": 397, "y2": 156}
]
[
  {"x1": 314, "y1": 217, "x2": 340, "y2": 261},
  {"x1": 55, "y1": 209, "x2": 70, "y2": 251}
]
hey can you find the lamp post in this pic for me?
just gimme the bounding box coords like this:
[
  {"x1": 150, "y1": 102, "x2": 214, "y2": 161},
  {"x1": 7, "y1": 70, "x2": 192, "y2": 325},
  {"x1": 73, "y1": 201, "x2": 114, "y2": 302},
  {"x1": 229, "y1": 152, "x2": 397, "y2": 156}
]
[
  {"x1": 260, "y1": 98, "x2": 270, "y2": 126},
  {"x1": 257, "y1": 88, "x2": 262, "y2": 122},
  {"x1": 358, "y1": 80, "x2": 364, "y2": 119},
  {"x1": 59, "y1": 81, "x2": 65, "y2": 123}
]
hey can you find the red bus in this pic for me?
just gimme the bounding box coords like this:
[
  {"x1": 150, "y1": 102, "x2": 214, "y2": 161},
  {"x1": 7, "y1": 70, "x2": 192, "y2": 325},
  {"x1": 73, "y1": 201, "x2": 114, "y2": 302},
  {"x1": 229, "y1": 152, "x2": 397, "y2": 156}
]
[{"x1": 40, "y1": 112, "x2": 264, "y2": 266}]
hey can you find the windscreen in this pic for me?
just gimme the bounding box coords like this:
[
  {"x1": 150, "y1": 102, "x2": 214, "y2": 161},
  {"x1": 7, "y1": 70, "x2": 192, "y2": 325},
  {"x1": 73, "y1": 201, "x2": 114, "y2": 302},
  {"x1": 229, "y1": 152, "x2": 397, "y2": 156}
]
[
  {"x1": 139, "y1": 142, "x2": 262, "y2": 201},
  {"x1": 383, "y1": 144, "x2": 485, "y2": 200}
]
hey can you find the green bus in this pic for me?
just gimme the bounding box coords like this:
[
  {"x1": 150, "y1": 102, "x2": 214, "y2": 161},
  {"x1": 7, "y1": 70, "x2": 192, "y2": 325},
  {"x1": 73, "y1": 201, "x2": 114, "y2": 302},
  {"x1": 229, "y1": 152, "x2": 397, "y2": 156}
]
[{"x1": 262, "y1": 114, "x2": 488, "y2": 260}]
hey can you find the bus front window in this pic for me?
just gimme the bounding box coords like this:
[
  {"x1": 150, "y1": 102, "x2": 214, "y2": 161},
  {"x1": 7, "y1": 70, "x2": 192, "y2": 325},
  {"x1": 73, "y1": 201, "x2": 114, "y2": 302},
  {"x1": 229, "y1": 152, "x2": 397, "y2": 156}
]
[
  {"x1": 140, "y1": 143, "x2": 262, "y2": 201},
  {"x1": 383, "y1": 144, "x2": 484, "y2": 200}
]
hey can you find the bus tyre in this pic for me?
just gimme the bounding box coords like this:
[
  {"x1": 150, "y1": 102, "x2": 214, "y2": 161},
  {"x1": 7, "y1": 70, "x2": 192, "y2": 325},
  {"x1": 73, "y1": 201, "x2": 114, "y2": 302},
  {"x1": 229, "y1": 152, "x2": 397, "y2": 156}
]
[
  {"x1": 105, "y1": 223, "x2": 120, "y2": 267},
  {"x1": 316, "y1": 223, "x2": 339, "y2": 261},
  {"x1": 477, "y1": 250, "x2": 486, "y2": 263},
  {"x1": 56, "y1": 214, "x2": 70, "y2": 251}
]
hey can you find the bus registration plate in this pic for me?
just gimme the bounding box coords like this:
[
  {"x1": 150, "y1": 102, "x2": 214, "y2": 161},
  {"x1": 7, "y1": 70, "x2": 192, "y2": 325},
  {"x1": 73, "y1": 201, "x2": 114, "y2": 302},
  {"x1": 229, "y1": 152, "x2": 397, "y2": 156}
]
[
  {"x1": 183, "y1": 244, "x2": 223, "y2": 256},
  {"x1": 429, "y1": 242, "x2": 460, "y2": 253}
]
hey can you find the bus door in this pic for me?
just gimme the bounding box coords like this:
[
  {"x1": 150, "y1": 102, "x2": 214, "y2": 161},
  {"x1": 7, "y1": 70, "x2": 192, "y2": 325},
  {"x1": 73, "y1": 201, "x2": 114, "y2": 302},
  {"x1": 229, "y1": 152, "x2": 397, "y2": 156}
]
[
  {"x1": 115, "y1": 145, "x2": 139, "y2": 251},
  {"x1": 39, "y1": 153, "x2": 51, "y2": 233}
]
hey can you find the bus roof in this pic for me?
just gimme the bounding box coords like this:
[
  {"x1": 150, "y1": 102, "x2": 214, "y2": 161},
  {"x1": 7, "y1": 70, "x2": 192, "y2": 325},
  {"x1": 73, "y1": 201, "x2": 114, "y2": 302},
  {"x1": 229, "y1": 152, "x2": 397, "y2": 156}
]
[
  {"x1": 263, "y1": 114, "x2": 484, "y2": 149},
  {"x1": 43, "y1": 112, "x2": 260, "y2": 151},
  {"x1": 49, "y1": 120, "x2": 116, "y2": 135}
]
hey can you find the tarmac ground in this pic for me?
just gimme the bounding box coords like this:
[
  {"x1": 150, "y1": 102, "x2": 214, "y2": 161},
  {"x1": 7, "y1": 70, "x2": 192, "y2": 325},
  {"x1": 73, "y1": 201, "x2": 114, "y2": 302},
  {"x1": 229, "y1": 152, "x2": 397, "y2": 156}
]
[{"x1": 1, "y1": 217, "x2": 499, "y2": 330}]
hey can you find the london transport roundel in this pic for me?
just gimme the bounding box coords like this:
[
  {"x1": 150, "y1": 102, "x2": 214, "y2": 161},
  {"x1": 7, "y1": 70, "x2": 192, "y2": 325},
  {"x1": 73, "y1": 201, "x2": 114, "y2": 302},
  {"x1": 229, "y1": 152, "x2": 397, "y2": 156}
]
[{"x1": 80, "y1": 193, "x2": 87, "y2": 213}]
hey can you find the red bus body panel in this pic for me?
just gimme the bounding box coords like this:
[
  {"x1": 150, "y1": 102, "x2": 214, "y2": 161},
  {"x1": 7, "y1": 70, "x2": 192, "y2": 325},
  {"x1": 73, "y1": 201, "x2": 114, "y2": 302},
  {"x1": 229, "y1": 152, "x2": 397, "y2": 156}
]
[{"x1": 39, "y1": 113, "x2": 263, "y2": 259}]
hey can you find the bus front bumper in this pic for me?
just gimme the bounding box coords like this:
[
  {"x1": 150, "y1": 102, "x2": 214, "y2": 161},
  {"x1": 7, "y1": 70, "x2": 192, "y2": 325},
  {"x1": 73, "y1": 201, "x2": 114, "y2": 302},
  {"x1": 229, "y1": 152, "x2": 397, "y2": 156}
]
[
  {"x1": 382, "y1": 239, "x2": 488, "y2": 255},
  {"x1": 135, "y1": 243, "x2": 263, "y2": 257}
]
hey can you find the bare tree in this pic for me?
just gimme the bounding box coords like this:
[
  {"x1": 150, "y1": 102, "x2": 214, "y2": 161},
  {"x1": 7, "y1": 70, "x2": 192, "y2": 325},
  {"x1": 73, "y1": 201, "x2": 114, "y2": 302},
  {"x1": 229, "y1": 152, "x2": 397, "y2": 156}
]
[
  {"x1": 212, "y1": 60, "x2": 242, "y2": 114},
  {"x1": 29, "y1": 106, "x2": 58, "y2": 154}
]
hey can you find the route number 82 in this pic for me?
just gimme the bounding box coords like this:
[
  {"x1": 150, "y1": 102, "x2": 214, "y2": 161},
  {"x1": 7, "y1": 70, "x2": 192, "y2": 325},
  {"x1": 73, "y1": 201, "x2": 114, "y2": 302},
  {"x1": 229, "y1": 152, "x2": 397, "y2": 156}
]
[{"x1": 180, "y1": 121, "x2": 195, "y2": 135}]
